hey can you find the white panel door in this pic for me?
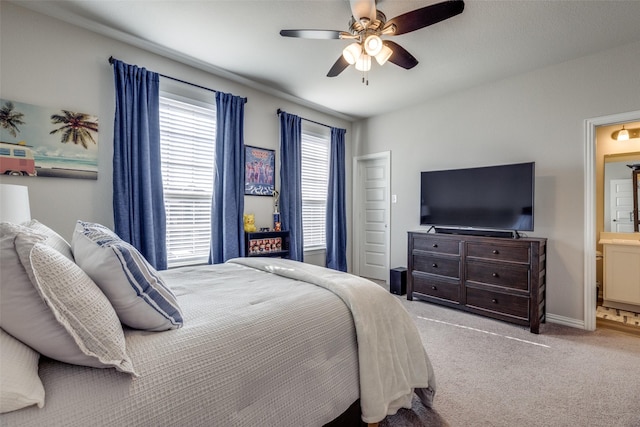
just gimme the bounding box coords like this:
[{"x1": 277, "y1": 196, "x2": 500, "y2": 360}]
[
  {"x1": 358, "y1": 157, "x2": 389, "y2": 280},
  {"x1": 610, "y1": 179, "x2": 634, "y2": 232}
]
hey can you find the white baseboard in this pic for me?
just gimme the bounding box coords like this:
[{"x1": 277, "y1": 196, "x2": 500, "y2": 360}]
[{"x1": 546, "y1": 313, "x2": 585, "y2": 330}]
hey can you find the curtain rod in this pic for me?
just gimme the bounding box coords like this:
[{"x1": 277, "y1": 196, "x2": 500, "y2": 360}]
[
  {"x1": 277, "y1": 108, "x2": 336, "y2": 130},
  {"x1": 109, "y1": 56, "x2": 217, "y2": 94}
]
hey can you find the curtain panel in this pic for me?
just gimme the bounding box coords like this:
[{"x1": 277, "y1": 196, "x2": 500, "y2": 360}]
[
  {"x1": 326, "y1": 127, "x2": 347, "y2": 271},
  {"x1": 209, "y1": 91, "x2": 246, "y2": 264},
  {"x1": 112, "y1": 59, "x2": 167, "y2": 270},
  {"x1": 278, "y1": 112, "x2": 304, "y2": 262}
]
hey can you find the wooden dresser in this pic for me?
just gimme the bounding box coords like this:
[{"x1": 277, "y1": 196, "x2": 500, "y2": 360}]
[{"x1": 407, "y1": 231, "x2": 547, "y2": 333}]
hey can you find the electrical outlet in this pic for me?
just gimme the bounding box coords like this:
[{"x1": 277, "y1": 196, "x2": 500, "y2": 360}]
[{"x1": 392, "y1": 194, "x2": 397, "y2": 204}]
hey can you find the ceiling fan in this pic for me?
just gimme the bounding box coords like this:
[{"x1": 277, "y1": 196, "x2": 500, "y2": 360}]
[{"x1": 280, "y1": 0, "x2": 465, "y2": 80}]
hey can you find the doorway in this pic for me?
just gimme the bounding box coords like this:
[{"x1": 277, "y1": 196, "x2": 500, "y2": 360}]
[
  {"x1": 584, "y1": 110, "x2": 640, "y2": 331},
  {"x1": 352, "y1": 151, "x2": 391, "y2": 282}
]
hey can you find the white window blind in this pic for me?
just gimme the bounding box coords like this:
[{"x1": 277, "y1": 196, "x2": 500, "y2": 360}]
[
  {"x1": 159, "y1": 95, "x2": 216, "y2": 267},
  {"x1": 301, "y1": 125, "x2": 330, "y2": 251}
]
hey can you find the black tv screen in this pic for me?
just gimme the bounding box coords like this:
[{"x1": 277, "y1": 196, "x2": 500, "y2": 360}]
[{"x1": 420, "y1": 162, "x2": 535, "y2": 232}]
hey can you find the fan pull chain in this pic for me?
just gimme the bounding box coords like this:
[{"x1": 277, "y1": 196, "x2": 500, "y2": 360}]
[{"x1": 361, "y1": 68, "x2": 369, "y2": 86}]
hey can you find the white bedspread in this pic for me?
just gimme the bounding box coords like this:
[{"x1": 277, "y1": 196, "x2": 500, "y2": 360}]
[
  {"x1": 228, "y1": 258, "x2": 436, "y2": 423},
  {"x1": 1, "y1": 259, "x2": 435, "y2": 426}
]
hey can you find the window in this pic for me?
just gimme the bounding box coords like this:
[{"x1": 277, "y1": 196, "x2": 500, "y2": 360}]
[
  {"x1": 13, "y1": 149, "x2": 26, "y2": 157},
  {"x1": 301, "y1": 123, "x2": 330, "y2": 251},
  {"x1": 159, "y1": 95, "x2": 216, "y2": 267}
]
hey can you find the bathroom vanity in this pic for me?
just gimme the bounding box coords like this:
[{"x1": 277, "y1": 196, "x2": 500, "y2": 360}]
[{"x1": 599, "y1": 232, "x2": 640, "y2": 312}]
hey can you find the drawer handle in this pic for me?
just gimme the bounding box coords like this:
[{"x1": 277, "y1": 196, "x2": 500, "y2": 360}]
[
  {"x1": 492, "y1": 272, "x2": 499, "y2": 278},
  {"x1": 432, "y1": 243, "x2": 438, "y2": 248},
  {"x1": 431, "y1": 286, "x2": 437, "y2": 290},
  {"x1": 492, "y1": 298, "x2": 498, "y2": 304},
  {"x1": 432, "y1": 263, "x2": 438, "y2": 268},
  {"x1": 492, "y1": 250, "x2": 500, "y2": 255}
]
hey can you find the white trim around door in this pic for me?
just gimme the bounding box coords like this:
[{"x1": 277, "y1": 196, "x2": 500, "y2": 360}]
[{"x1": 584, "y1": 109, "x2": 640, "y2": 331}]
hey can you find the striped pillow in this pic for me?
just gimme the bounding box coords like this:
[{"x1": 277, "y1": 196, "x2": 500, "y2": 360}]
[{"x1": 71, "y1": 221, "x2": 183, "y2": 331}]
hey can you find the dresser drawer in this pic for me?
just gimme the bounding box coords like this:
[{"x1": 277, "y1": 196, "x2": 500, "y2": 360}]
[
  {"x1": 413, "y1": 254, "x2": 460, "y2": 279},
  {"x1": 412, "y1": 235, "x2": 460, "y2": 255},
  {"x1": 466, "y1": 242, "x2": 530, "y2": 263},
  {"x1": 466, "y1": 260, "x2": 530, "y2": 291},
  {"x1": 465, "y1": 287, "x2": 530, "y2": 320},
  {"x1": 412, "y1": 274, "x2": 460, "y2": 303}
]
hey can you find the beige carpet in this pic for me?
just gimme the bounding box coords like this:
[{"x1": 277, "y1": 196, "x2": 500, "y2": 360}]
[{"x1": 378, "y1": 295, "x2": 640, "y2": 427}]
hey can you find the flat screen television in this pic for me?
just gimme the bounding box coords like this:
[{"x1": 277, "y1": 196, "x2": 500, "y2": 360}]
[{"x1": 420, "y1": 162, "x2": 535, "y2": 235}]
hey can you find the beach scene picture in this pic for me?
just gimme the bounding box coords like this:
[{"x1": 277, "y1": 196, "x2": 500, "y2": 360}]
[{"x1": 0, "y1": 99, "x2": 98, "y2": 179}]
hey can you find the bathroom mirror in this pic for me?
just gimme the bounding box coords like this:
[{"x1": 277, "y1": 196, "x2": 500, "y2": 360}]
[{"x1": 604, "y1": 152, "x2": 640, "y2": 233}]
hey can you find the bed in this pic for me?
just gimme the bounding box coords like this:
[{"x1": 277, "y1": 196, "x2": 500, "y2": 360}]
[{"x1": 0, "y1": 221, "x2": 436, "y2": 426}]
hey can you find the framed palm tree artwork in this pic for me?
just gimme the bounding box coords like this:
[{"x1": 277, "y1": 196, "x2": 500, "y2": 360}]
[{"x1": 0, "y1": 98, "x2": 98, "y2": 179}]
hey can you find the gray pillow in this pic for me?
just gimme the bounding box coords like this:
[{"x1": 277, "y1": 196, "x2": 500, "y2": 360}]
[
  {"x1": 0, "y1": 223, "x2": 137, "y2": 375},
  {"x1": 72, "y1": 221, "x2": 183, "y2": 331},
  {"x1": 24, "y1": 219, "x2": 74, "y2": 261}
]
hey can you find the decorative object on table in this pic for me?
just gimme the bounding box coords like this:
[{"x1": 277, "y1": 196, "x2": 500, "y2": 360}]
[
  {"x1": 272, "y1": 189, "x2": 281, "y2": 230},
  {"x1": 247, "y1": 236, "x2": 283, "y2": 255},
  {"x1": 244, "y1": 230, "x2": 290, "y2": 258},
  {"x1": 244, "y1": 145, "x2": 275, "y2": 196},
  {"x1": 243, "y1": 213, "x2": 257, "y2": 232},
  {"x1": 0, "y1": 98, "x2": 98, "y2": 179}
]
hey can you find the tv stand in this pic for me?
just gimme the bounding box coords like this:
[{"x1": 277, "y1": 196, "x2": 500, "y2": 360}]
[
  {"x1": 408, "y1": 231, "x2": 547, "y2": 333},
  {"x1": 434, "y1": 227, "x2": 515, "y2": 239}
]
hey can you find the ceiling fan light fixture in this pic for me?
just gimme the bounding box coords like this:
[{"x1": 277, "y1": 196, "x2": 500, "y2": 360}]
[
  {"x1": 375, "y1": 44, "x2": 393, "y2": 65},
  {"x1": 364, "y1": 35, "x2": 383, "y2": 56},
  {"x1": 342, "y1": 42, "x2": 362, "y2": 65},
  {"x1": 355, "y1": 54, "x2": 371, "y2": 72},
  {"x1": 617, "y1": 125, "x2": 630, "y2": 141}
]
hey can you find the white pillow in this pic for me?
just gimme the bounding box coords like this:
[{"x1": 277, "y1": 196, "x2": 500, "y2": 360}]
[
  {"x1": 72, "y1": 221, "x2": 183, "y2": 331},
  {"x1": 0, "y1": 329, "x2": 45, "y2": 414},
  {"x1": 24, "y1": 219, "x2": 74, "y2": 261},
  {"x1": 0, "y1": 223, "x2": 137, "y2": 375}
]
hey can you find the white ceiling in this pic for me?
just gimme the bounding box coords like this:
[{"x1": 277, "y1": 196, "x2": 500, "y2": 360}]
[{"x1": 14, "y1": 0, "x2": 640, "y2": 120}]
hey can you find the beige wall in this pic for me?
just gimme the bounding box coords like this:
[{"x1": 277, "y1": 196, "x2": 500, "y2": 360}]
[
  {"x1": 353, "y1": 40, "x2": 640, "y2": 327},
  {"x1": 0, "y1": 2, "x2": 352, "y2": 268}
]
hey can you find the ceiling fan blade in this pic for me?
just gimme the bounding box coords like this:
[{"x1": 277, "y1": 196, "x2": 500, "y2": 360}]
[
  {"x1": 327, "y1": 56, "x2": 350, "y2": 77},
  {"x1": 384, "y1": 41, "x2": 418, "y2": 69},
  {"x1": 384, "y1": 0, "x2": 464, "y2": 36},
  {"x1": 280, "y1": 29, "x2": 343, "y2": 39},
  {"x1": 350, "y1": 0, "x2": 376, "y2": 22}
]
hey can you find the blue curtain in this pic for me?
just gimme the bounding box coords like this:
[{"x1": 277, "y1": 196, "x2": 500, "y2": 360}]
[
  {"x1": 112, "y1": 59, "x2": 167, "y2": 270},
  {"x1": 209, "y1": 91, "x2": 246, "y2": 264},
  {"x1": 326, "y1": 127, "x2": 347, "y2": 271},
  {"x1": 279, "y1": 112, "x2": 304, "y2": 262}
]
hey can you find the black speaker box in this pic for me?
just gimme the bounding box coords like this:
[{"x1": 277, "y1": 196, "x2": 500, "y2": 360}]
[{"x1": 390, "y1": 267, "x2": 407, "y2": 295}]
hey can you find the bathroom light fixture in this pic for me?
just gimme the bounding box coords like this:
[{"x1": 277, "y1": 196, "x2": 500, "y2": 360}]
[
  {"x1": 611, "y1": 125, "x2": 640, "y2": 141},
  {"x1": 617, "y1": 125, "x2": 630, "y2": 141}
]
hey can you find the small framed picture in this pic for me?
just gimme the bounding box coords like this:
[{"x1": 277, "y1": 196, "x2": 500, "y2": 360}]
[{"x1": 245, "y1": 145, "x2": 275, "y2": 196}]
